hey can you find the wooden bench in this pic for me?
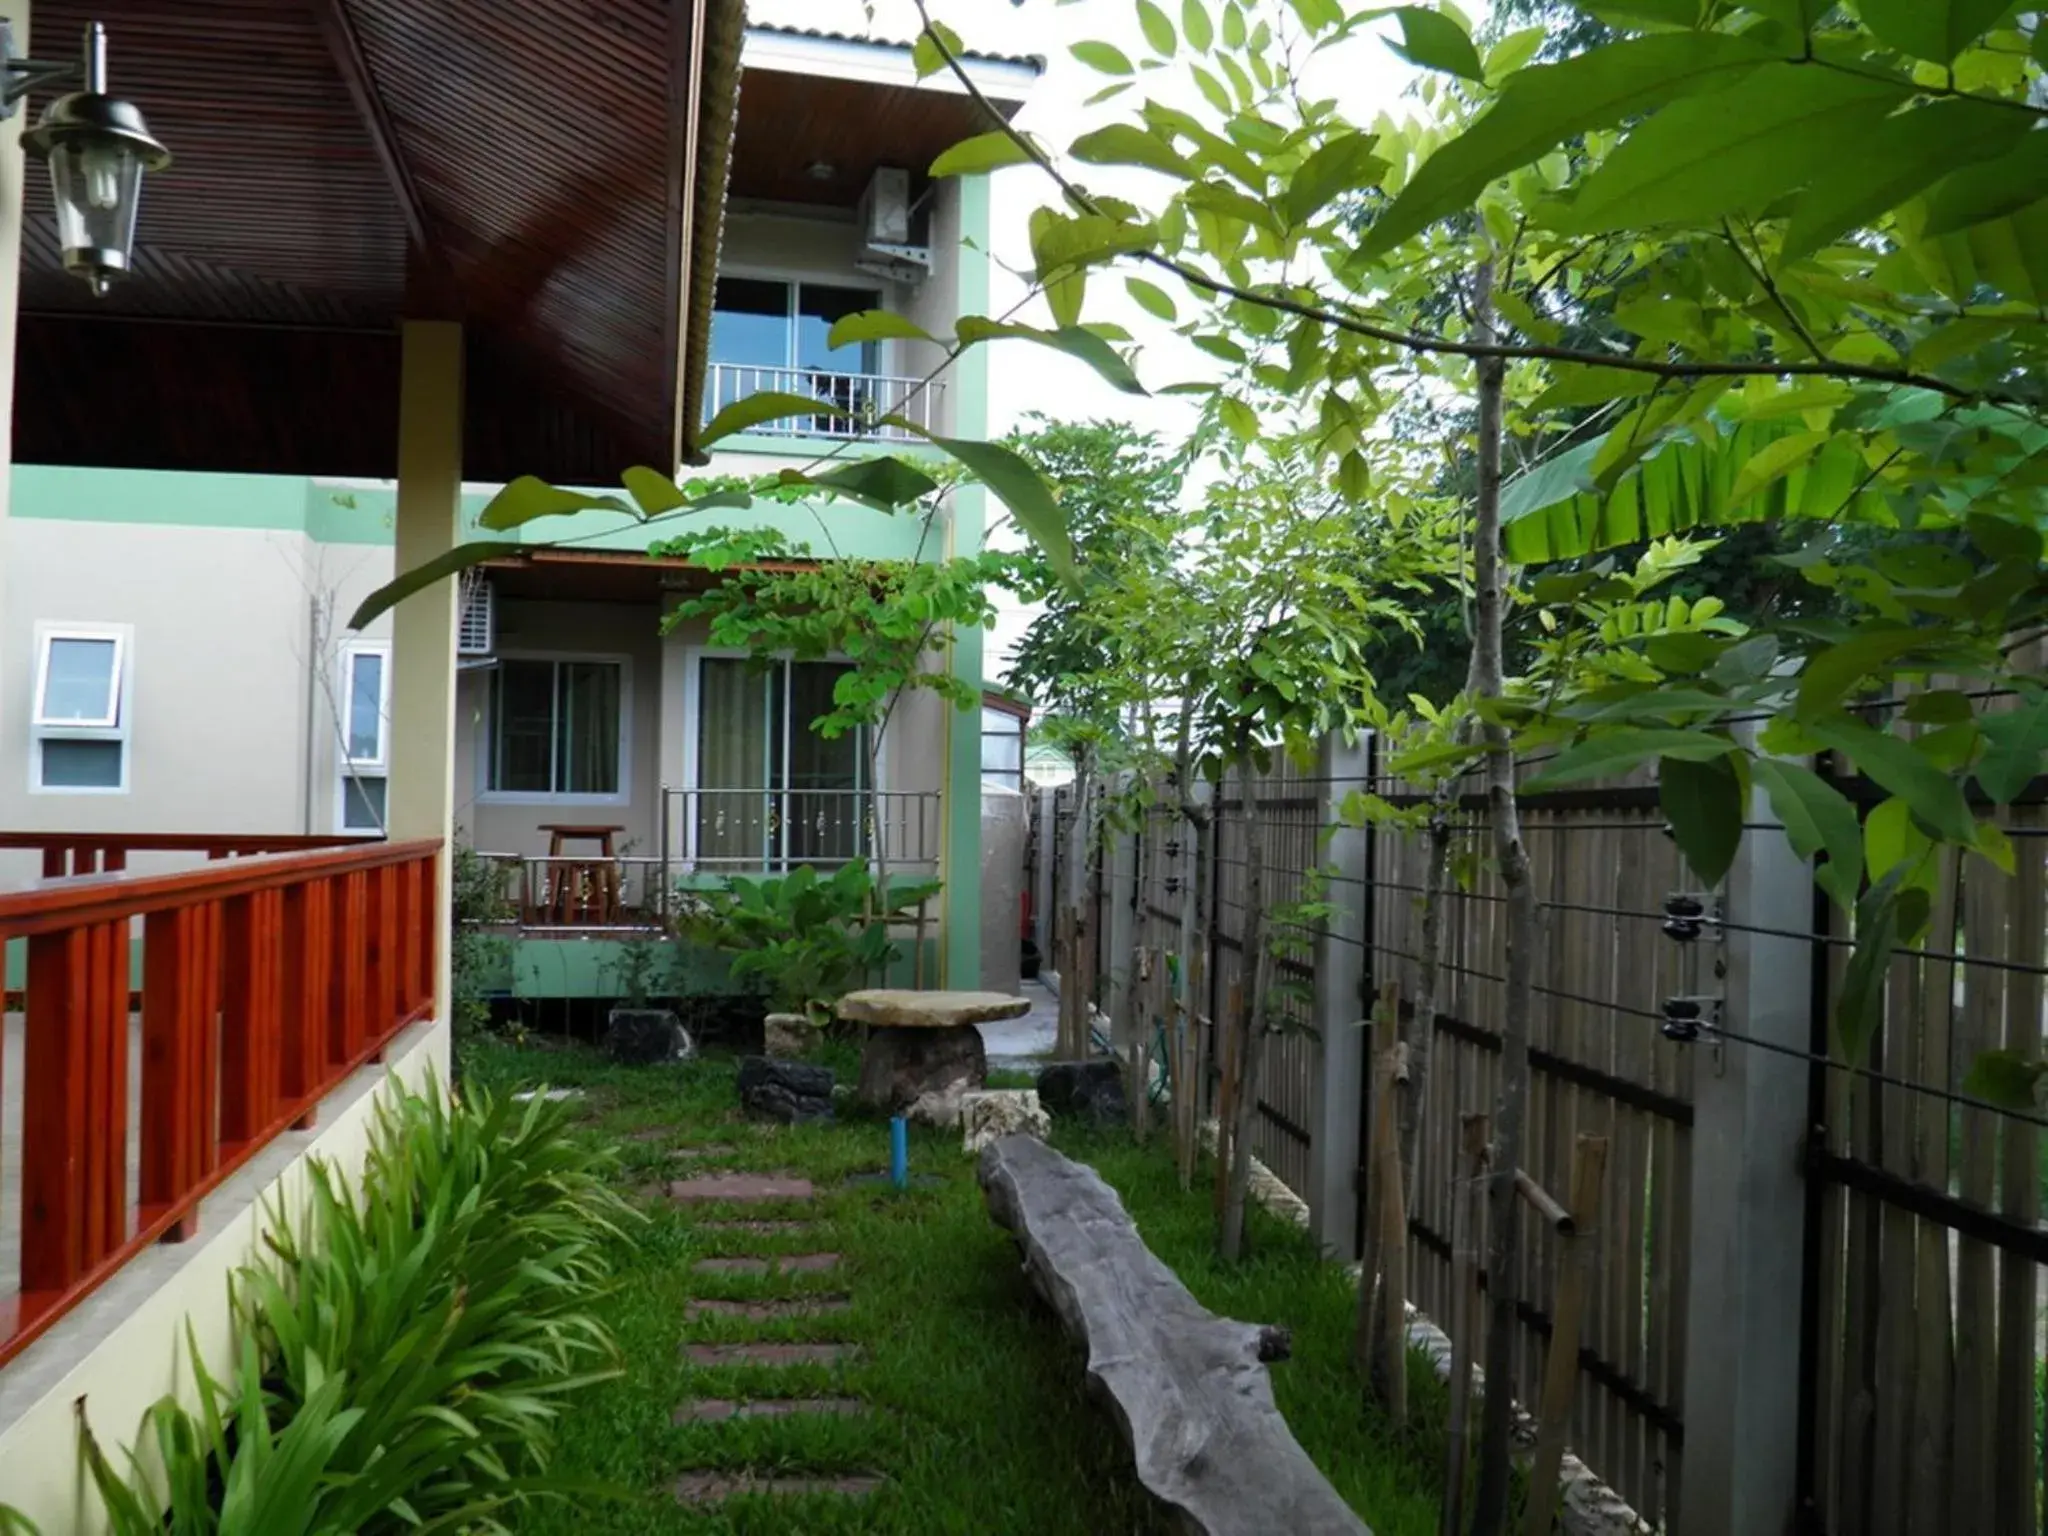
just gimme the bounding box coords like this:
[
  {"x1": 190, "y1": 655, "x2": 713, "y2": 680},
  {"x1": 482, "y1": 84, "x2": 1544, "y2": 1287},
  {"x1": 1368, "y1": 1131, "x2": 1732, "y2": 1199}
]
[{"x1": 977, "y1": 1135, "x2": 1372, "y2": 1536}]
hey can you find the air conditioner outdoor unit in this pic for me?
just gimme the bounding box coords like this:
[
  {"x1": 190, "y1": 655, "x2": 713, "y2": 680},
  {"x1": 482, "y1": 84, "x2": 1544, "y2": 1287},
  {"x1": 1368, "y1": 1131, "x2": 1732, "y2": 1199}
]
[
  {"x1": 855, "y1": 166, "x2": 933, "y2": 286},
  {"x1": 457, "y1": 570, "x2": 495, "y2": 657}
]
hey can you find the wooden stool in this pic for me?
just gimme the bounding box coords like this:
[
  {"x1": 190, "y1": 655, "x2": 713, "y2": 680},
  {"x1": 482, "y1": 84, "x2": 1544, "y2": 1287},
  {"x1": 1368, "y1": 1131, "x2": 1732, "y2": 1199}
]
[{"x1": 538, "y1": 823, "x2": 624, "y2": 925}]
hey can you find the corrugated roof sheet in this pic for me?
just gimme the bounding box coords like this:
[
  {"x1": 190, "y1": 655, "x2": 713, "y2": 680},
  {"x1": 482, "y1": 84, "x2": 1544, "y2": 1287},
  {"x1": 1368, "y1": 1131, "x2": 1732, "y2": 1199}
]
[{"x1": 748, "y1": 22, "x2": 1045, "y2": 71}]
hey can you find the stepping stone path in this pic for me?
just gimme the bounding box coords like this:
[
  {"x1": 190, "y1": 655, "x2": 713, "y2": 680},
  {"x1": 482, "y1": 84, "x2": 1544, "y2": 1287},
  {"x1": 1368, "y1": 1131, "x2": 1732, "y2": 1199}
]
[
  {"x1": 675, "y1": 1396, "x2": 866, "y2": 1423},
  {"x1": 666, "y1": 1172, "x2": 813, "y2": 1202},
  {"x1": 692, "y1": 1252, "x2": 841, "y2": 1278},
  {"x1": 668, "y1": 1145, "x2": 880, "y2": 1507}
]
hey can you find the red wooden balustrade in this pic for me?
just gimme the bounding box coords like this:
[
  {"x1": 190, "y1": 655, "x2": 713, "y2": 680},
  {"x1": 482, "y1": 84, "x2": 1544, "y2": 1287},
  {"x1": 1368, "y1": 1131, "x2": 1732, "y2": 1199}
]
[
  {"x1": 0, "y1": 831, "x2": 374, "y2": 879},
  {"x1": 0, "y1": 838, "x2": 440, "y2": 1369}
]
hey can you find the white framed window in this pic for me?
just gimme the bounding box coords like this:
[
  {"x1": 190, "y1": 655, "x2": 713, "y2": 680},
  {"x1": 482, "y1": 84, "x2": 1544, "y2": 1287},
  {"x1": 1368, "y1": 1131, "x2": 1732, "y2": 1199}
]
[
  {"x1": 682, "y1": 651, "x2": 869, "y2": 868},
  {"x1": 337, "y1": 641, "x2": 390, "y2": 833},
  {"x1": 30, "y1": 623, "x2": 131, "y2": 794},
  {"x1": 480, "y1": 654, "x2": 630, "y2": 804}
]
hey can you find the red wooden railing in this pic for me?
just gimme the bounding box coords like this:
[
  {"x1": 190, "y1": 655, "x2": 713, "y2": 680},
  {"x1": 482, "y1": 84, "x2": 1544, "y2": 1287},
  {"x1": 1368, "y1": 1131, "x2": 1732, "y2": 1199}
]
[
  {"x1": 0, "y1": 838, "x2": 440, "y2": 1368},
  {"x1": 0, "y1": 831, "x2": 374, "y2": 879}
]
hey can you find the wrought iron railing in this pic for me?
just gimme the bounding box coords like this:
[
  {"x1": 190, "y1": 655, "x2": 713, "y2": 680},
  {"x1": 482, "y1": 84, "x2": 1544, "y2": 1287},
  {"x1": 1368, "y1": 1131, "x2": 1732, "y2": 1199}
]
[
  {"x1": 706, "y1": 363, "x2": 941, "y2": 439},
  {"x1": 660, "y1": 787, "x2": 940, "y2": 880}
]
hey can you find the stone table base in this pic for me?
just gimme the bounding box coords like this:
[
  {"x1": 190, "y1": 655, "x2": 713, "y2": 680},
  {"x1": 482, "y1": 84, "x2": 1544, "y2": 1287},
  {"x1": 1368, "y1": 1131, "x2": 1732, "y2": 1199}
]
[{"x1": 855, "y1": 1023, "x2": 988, "y2": 1116}]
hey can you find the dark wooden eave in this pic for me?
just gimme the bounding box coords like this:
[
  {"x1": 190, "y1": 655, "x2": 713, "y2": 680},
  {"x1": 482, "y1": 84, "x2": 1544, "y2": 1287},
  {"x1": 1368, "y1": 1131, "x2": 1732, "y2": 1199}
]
[{"x1": 14, "y1": 0, "x2": 747, "y2": 483}]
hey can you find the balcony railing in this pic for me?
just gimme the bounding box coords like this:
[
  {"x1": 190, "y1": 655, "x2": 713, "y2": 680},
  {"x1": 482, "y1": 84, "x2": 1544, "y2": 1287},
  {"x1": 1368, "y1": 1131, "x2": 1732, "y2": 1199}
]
[
  {"x1": 467, "y1": 789, "x2": 942, "y2": 937},
  {"x1": 0, "y1": 837, "x2": 439, "y2": 1367},
  {"x1": 706, "y1": 363, "x2": 941, "y2": 440}
]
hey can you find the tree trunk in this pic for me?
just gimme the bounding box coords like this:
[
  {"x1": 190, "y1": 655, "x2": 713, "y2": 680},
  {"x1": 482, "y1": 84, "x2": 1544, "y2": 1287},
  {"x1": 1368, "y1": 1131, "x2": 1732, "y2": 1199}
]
[
  {"x1": 866, "y1": 731, "x2": 894, "y2": 984},
  {"x1": 1219, "y1": 755, "x2": 1270, "y2": 1263},
  {"x1": 1402, "y1": 777, "x2": 1457, "y2": 1191},
  {"x1": 1468, "y1": 259, "x2": 1539, "y2": 1536}
]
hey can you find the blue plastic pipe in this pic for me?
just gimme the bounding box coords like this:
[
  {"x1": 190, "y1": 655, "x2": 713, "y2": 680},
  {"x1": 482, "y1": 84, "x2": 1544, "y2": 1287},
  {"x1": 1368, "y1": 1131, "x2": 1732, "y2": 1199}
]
[{"x1": 890, "y1": 1116, "x2": 909, "y2": 1189}]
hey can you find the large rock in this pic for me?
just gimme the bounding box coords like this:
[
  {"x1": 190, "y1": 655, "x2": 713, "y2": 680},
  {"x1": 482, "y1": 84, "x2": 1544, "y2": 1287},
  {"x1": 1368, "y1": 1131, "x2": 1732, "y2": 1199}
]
[
  {"x1": 837, "y1": 989, "x2": 1030, "y2": 1028},
  {"x1": 764, "y1": 1013, "x2": 813, "y2": 1058},
  {"x1": 738, "y1": 1056, "x2": 835, "y2": 1124},
  {"x1": 856, "y1": 1023, "x2": 987, "y2": 1115},
  {"x1": 961, "y1": 1089, "x2": 1050, "y2": 1154},
  {"x1": 1037, "y1": 1059, "x2": 1129, "y2": 1128},
  {"x1": 603, "y1": 1008, "x2": 694, "y2": 1065}
]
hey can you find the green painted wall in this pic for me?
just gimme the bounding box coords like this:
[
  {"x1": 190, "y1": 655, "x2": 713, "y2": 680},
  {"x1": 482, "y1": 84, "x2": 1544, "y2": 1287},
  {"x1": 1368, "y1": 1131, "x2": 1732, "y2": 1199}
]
[{"x1": 504, "y1": 935, "x2": 933, "y2": 1000}]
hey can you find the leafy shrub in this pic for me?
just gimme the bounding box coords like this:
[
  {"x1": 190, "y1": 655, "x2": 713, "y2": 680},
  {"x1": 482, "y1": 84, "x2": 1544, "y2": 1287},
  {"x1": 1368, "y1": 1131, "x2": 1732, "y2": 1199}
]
[
  {"x1": 50, "y1": 1080, "x2": 631, "y2": 1534},
  {"x1": 451, "y1": 842, "x2": 515, "y2": 1041},
  {"x1": 677, "y1": 859, "x2": 941, "y2": 1024}
]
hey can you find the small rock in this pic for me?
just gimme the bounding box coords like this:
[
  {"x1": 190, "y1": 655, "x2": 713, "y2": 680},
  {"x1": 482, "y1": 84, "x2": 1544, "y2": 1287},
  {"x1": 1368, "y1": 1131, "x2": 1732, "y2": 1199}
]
[
  {"x1": 1037, "y1": 1059, "x2": 1129, "y2": 1127},
  {"x1": 603, "y1": 1008, "x2": 694, "y2": 1066},
  {"x1": 905, "y1": 1084, "x2": 969, "y2": 1128},
  {"x1": 960, "y1": 1089, "x2": 1051, "y2": 1154},
  {"x1": 764, "y1": 1012, "x2": 814, "y2": 1058},
  {"x1": 511, "y1": 1087, "x2": 584, "y2": 1104},
  {"x1": 856, "y1": 1024, "x2": 986, "y2": 1115},
  {"x1": 738, "y1": 1055, "x2": 835, "y2": 1124}
]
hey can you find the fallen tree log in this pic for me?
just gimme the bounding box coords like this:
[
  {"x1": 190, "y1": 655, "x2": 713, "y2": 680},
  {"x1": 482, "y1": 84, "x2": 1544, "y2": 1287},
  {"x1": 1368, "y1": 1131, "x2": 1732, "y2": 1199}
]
[{"x1": 977, "y1": 1134, "x2": 1372, "y2": 1536}]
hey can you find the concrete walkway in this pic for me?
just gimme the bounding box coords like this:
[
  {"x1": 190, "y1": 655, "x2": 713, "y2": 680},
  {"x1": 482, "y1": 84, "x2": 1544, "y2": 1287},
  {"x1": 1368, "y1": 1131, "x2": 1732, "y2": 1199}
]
[{"x1": 976, "y1": 979, "x2": 1057, "y2": 1071}]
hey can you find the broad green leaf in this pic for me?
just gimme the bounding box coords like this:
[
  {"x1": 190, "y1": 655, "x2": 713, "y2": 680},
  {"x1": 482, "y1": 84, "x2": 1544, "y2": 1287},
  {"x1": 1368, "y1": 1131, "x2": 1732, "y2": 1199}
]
[
  {"x1": 932, "y1": 436, "x2": 1076, "y2": 581},
  {"x1": 1728, "y1": 429, "x2": 1830, "y2": 507},
  {"x1": 1501, "y1": 437, "x2": 1599, "y2": 524},
  {"x1": 1524, "y1": 727, "x2": 1734, "y2": 789},
  {"x1": 1125, "y1": 275, "x2": 1179, "y2": 320},
  {"x1": 1922, "y1": 130, "x2": 2048, "y2": 235},
  {"x1": 1976, "y1": 702, "x2": 2048, "y2": 802},
  {"x1": 827, "y1": 310, "x2": 937, "y2": 348},
  {"x1": 621, "y1": 466, "x2": 690, "y2": 517},
  {"x1": 1183, "y1": 0, "x2": 1215, "y2": 51},
  {"x1": 1485, "y1": 25, "x2": 1547, "y2": 82},
  {"x1": 1378, "y1": 6, "x2": 1487, "y2": 81},
  {"x1": 1782, "y1": 97, "x2": 2029, "y2": 256},
  {"x1": 474, "y1": 476, "x2": 632, "y2": 530},
  {"x1": 1795, "y1": 629, "x2": 1942, "y2": 717},
  {"x1": 1338, "y1": 450, "x2": 1372, "y2": 501},
  {"x1": 1070, "y1": 123, "x2": 1195, "y2": 177},
  {"x1": 1976, "y1": 817, "x2": 2017, "y2": 876},
  {"x1": 1551, "y1": 65, "x2": 1908, "y2": 236},
  {"x1": 931, "y1": 130, "x2": 1036, "y2": 178},
  {"x1": 1281, "y1": 131, "x2": 1390, "y2": 226},
  {"x1": 349, "y1": 542, "x2": 524, "y2": 630},
  {"x1": 954, "y1": 316, "x2": 1148, "y2": 394},
  {"x1": 912, "y1": 19, "x2": 964, "y2": 78},
  {"x1": 792, "y1": 456, "x2": 942, "y2": 510},
  {"x1": 1581, "y1": 0, "x2": 1708, "y2": 23},
  {"x1": 1029, "y1": 210, "x2": 1159, "y2": 277},
  {"x1": 1072, "y1": 40, "x2": 1136, "y2": 74},
  {"x1": 1863, "y1": 794, "x2": 1931, "y2": 884},
  {"x1": 1529, "y1": 365, "x2": 1660, "y2": 412},
  {"x1": 1360, "y1": 32, "x2": 1777, "y2": 257},
  {"x1": 1752, "y1": 757, "x2": 1863, "y2": 911},
  {"x1": 1803, "y1": 712, "x2": 1976, "y2": 844},
  {"x1": 1660, "y1": 752, "x2": 1744, "y2": 885},
  {"x1": 1218, "y1": 396, "x2": 1260, "y2": 442},
  {"x1": 1961, "y1": 1048, "x2": 2048, "y2": 1110},
  {"x1": 701, "y1": 390, "x2": 855, "y2": 446},
  {"x1": 1137, "y1": 0, "x2": 1178, "y2": 54},
  {"x1": 1856, "y1": 0, "x2": 2020, "y2": 63}
]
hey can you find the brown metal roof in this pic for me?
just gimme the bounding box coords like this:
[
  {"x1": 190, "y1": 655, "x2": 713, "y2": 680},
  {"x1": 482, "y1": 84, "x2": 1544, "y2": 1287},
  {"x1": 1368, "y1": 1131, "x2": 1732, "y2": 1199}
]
[
  {"x1": 749, "y1": 22, "x2": 1046, "y2": 72},
  {"x1": 16, "y1": 0, "x2": 748, "y2": 480}
]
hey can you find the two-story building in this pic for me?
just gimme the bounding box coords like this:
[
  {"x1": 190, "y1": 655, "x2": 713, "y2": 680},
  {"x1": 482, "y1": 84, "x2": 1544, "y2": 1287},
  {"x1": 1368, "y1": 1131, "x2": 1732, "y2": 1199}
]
[
  {"x1": 0, "y1": 1, "x2": 1038, "y2": 1525},
  {"x1": 0, "y1": 20, "x2": 1040, "y2": 1001}
]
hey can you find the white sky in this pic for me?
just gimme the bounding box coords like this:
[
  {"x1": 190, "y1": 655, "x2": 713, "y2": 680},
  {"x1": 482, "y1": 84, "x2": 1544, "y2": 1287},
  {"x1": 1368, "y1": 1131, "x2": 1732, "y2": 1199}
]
[{"x1": 748, "y1": 0, "x2": 1484, "y2": 684}]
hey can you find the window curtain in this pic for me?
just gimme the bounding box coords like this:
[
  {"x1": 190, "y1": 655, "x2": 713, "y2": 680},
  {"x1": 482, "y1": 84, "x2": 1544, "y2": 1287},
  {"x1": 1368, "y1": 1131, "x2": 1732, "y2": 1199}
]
[
  {"x1": 697, "y1": 658, "x2": 769, "y2": 865},
  {"x1": 785, "y1": 661, "x2": 862, "y2": 864},
  {"x1": 558, "y1": 662, "x2": 621, "y2": 794}
]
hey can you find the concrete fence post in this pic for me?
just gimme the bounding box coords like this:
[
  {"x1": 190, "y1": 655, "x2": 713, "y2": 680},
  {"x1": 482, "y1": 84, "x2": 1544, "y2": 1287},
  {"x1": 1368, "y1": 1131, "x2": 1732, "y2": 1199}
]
[
  {"x1": 1677, "y1": 762, "x2": 1812, "y2": 1536},
  {"x1": 1308, "y1": 732, "x2": 1371, "y2": 1260}
]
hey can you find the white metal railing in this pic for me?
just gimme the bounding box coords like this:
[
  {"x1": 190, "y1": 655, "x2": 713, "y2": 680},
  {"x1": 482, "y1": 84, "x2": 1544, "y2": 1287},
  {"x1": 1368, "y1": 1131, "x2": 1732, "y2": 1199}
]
[
  {"x1": 706, "y1": 363, "x2": 941, "y2": 439},
  {"x1": 661, "y1": 787, "x2": 940, "y2": 879}
]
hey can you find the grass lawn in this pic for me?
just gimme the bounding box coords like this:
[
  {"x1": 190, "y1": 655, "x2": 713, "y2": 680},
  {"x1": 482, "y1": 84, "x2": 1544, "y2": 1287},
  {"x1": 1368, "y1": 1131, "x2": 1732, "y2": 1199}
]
[{"x1": 461, "y1": 1035, "x2": 1450, "y2": 1535}]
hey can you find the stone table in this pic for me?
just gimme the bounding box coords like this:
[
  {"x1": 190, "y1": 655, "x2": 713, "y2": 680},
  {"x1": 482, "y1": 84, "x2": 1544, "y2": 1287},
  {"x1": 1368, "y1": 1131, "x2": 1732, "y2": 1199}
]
[{"x1": 839, "y1": 989, "x2": 1031, "y2": 1120}]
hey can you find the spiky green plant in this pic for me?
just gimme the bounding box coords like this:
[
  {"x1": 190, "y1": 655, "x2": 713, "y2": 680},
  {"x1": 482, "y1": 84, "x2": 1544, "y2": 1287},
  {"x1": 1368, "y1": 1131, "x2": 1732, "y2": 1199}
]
[{"x1": 67, "y1": 1078, "x2": 633, "y2": 1533}]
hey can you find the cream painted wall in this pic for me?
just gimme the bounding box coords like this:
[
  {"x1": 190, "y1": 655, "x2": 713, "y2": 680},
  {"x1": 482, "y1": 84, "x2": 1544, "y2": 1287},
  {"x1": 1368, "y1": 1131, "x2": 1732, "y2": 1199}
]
[
  {"x1": 0, "y1": 1017, "x2": 448, "y2": 1535},
  {"x1": 0, "y1": 517, "x2": 396, "y2": 882},
  {"x1": 457, "y1": 598, "x2": 666, "y2": 859}
]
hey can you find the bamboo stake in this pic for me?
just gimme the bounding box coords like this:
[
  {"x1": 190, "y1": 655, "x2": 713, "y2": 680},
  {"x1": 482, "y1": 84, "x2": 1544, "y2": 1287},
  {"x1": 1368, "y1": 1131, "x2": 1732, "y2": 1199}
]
[
  {"x1": 1212, "y1": 981, "x2": 1243, "y2": 1220},
  {"x1": 1524, "y1": 1134, "x2": 1610, "y2": 1536},
  {"x1": 1441, "y1": 1112, "x2": 1492, "y2": 1536}
]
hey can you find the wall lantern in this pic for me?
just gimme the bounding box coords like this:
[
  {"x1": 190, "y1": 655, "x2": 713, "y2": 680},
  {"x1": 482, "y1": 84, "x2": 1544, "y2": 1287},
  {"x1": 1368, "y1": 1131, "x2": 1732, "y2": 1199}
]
[{"x1": 2, "y1": 21, "x2": 170, "y2": 296}]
